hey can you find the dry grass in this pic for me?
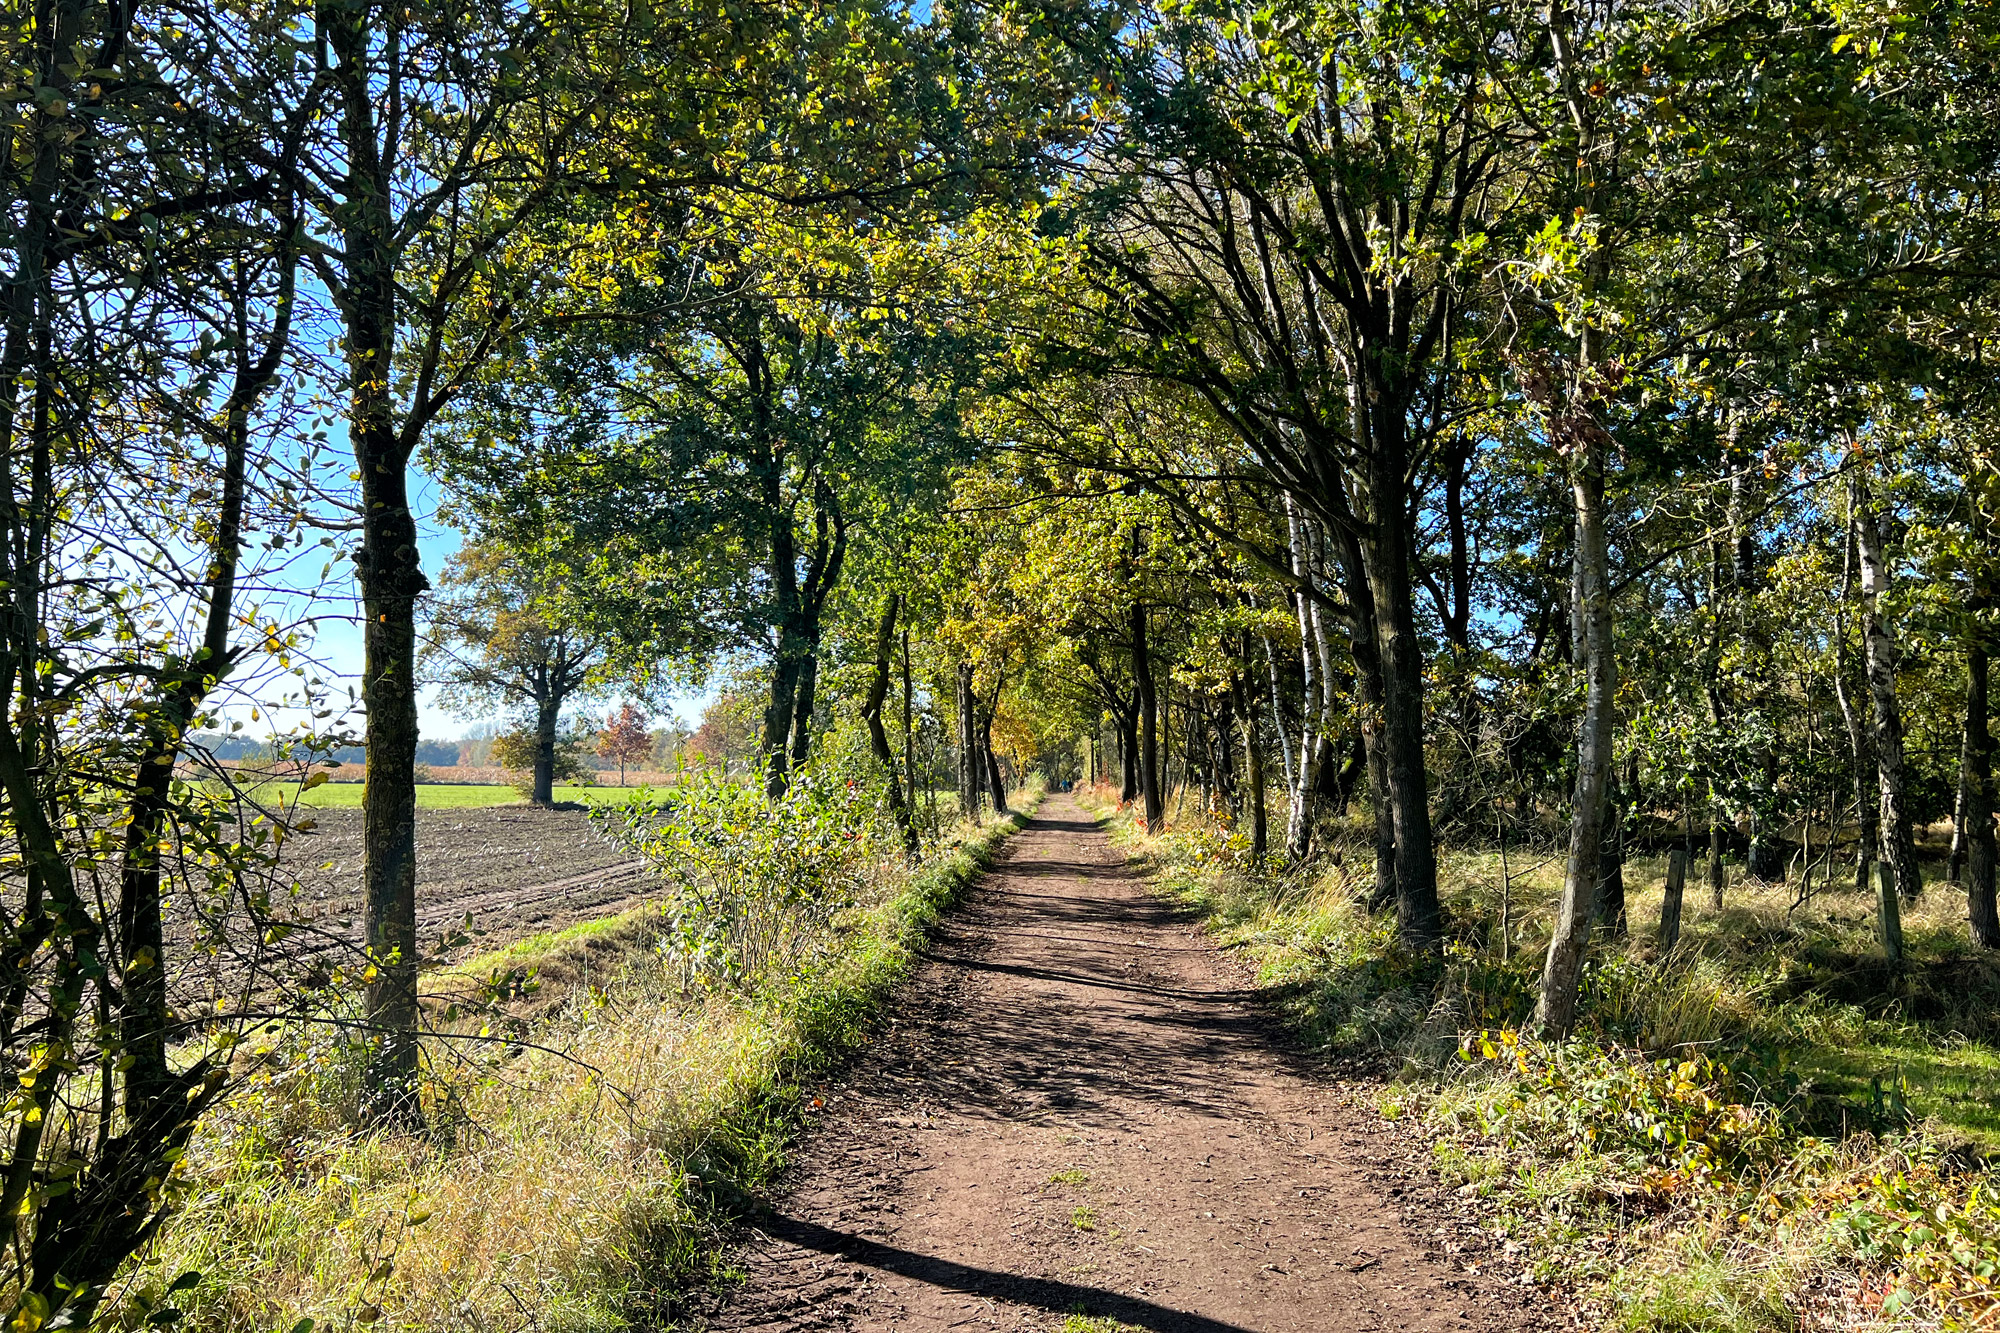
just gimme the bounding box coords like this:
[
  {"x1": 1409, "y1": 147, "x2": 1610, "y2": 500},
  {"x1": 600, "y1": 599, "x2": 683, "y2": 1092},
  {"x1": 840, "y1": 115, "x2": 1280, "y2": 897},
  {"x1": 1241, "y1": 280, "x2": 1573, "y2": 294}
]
[{"x1": 123, "y1": 792, "x2": 1041, "y2": 1333}]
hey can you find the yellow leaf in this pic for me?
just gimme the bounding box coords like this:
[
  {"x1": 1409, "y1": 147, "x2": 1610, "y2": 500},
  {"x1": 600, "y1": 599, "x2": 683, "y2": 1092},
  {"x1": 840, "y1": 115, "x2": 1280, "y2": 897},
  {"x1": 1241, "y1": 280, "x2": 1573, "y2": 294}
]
[{"x1": 12, "y1": 1292, "x2": 48, "y2": 1333}]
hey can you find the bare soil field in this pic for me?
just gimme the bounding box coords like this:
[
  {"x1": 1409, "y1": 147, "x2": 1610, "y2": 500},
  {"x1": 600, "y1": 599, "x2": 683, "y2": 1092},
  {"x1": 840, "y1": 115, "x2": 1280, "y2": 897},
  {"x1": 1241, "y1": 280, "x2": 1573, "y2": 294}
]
[{"x1": 239, "y1": 806, "x2": 651, "y2": 977}]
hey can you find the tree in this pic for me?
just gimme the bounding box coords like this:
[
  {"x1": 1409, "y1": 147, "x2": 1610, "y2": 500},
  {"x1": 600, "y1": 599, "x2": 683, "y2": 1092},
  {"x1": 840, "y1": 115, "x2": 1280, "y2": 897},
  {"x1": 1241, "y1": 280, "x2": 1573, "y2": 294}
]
[
  {"x1": 598, "y1": 702, "x2": 653, "y2": 785},
  {"x1": 0, "y1": 0, "x2": 335, "y2": 1309},
  {"x1": 997, "y1": 0, "x2": 1550, "y2": 947},
  {"x1": 298, "y1": 0, "x2": 645, "y2": 1118},
  {"x1": 438, "y1": 259, "x2": 980, "y2": 799},
  {"x1": 424, "y1": 543, "x2": 617, "y2": 805}
]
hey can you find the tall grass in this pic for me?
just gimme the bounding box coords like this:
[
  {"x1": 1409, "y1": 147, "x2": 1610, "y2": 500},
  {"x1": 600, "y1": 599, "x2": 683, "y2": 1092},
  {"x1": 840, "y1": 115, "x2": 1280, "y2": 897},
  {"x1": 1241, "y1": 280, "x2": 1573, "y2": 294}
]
[{"x1": 125, "y1": 788, "x2": 1041, "y2": 1333}]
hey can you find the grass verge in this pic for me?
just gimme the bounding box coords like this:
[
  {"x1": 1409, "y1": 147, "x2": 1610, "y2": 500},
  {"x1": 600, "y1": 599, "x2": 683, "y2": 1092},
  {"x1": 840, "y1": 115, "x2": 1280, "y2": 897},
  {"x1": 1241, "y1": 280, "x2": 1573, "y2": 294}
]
[
  {"x1": 1082, "y1": 787, "x2": 2000, "y2": 1332},
  {"x1": 130, "y1": 789, "x2": 1041, "y2": 1333}
]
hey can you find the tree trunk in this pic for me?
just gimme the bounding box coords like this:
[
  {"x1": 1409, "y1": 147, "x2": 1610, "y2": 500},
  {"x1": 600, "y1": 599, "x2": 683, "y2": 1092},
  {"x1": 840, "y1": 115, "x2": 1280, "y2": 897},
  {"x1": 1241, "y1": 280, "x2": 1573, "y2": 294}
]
[
  {"x1": 956, "y1": 662, "x2": 982, "y2": 824},
  {"x1": 1658, "y1": 849, "x2": 1688, "y2": 956},
  {"x1": 1950, "y1": 723, "x2": 1970, "y2": 884},
  {"x1": 1338, "y1": 530, "x2": 1397, "y2": 906},
  {"x1": 323, "y1": 12, "x2": 433, "y2": 1120},
  {"x1": 1966, "y1": 635, "x2": 1999, "y2": 947},
  {"x1": 1835, "y1": 536, "x2": 1880, "y2": 895},
  {"x1": 1211, "y1": 691, "x2": 1237, "y2": 819},
  {"x1": 1596, "y1": 764, "x2": 1627, "y2": 938},
  {"x1": 1708, "y1": 820, "x2": 1727, "y2": 909},
  {"x1": 1537, "y1": 419, "x2": 1614, "y2": 1037},
  {"x1": 1133, "y1": 601, "x2": 1163, "y2": 832},
  {"x1": 1282, "y1": 505, "x2": 1323, "y2": 857},
  {"x1": 1361, "y1": 447, "x2": 1441, "y2": 949},
  {"x1": 789, "y1": 650, "x2": 818, "y2": 770},
  {"x1": 1232, "y1": 667, "x2": 1267, "y2": 859},
  {"x1": 862, "y1": 595, "x2": 918, "y2": 855},
  {"x1": 352, "y1": 362, "x2": 427, "y2": 1125},
  {"x1": 902, "y1": 626, "x2": 915, "y2": 811},
  {"x1": 1261, "y1": 628, "x2": 1295, "y2": 793},
  {"x1": 1877, "y1": 860, "x2": 1905, "y2": 963},
  {"x1": 759, "y1": 471, "x2": 800, "y2": 799},
  {"x1": 531, "y1": 695, "x2": 559, "y2": 806},
  {"x1": 1118, "y1": 700, "x2": 1139, "y2": 802},
  {"x1": 984, "y1": 727, "x2": 1010, "y2": 814},
  {"x1": 1853, "y1": 469, "x2": 1922, "y2": 903}
]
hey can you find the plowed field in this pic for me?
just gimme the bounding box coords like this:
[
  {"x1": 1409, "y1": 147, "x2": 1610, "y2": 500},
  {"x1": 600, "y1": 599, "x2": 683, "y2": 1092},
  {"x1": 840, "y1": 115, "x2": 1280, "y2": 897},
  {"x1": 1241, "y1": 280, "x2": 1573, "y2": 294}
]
[{"x1": 231, "y1": 805, "x2": 652, "y2": 980}]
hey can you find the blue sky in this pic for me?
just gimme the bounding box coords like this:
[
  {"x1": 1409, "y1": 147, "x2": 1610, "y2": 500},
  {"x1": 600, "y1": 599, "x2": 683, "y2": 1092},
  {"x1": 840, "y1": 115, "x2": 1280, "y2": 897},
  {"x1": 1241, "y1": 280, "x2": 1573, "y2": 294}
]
[{"x1": 213, "y1": 453, "x2": 710, "y2": 746}]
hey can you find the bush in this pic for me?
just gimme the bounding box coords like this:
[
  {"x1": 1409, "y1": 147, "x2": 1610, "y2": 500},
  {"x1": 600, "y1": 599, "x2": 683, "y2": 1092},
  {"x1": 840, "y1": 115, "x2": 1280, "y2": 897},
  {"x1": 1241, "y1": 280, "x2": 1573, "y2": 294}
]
[
  {"x1": 594, "y1": 758, "x2": 898, "y2": 988},
  {"x1": 126, "y1": 773, "x2": 1039, "y2": 1333}
]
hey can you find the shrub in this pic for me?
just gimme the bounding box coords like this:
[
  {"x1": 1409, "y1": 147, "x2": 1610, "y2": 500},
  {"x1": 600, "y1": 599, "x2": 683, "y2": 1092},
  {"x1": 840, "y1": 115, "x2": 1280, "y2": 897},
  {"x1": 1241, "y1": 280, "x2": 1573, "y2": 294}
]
[{"x1": 593, "y1": 759, "x2": 897, "y2": 988}]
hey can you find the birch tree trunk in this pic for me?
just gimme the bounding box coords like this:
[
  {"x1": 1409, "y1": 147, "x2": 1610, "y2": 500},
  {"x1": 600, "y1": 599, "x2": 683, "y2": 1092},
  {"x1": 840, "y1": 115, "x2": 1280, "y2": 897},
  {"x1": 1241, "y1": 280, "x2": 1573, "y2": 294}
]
[
  {"x1": 1283, "y1": 501, "x2": 1323, "y2": 856},
  {"x1": 1853, "y1": 467, "x2": 1922, "y2": 903}
]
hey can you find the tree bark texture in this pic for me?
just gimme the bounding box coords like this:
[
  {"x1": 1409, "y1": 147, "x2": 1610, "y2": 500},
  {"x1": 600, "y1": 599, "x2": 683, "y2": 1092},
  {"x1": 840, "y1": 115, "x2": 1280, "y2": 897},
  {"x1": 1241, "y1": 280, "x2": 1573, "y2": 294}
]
[
  {"x1": 1361, "y1": 437, "x2": 1442, "y2": 949},
  {"x1": 1133, "y1": 600, "x2": 1164, "y2": 832},
  {"x1": 328, "y1": 28, "x2": 428, "y2": 1113},
  {"x1": 1965, "y1": 635, "x2": 1999, "y2": 947},
  {"x1": 1595, "y1": 764, "x2": 1627, "y2": 937},
  {"x1": 1537, "y1": 419, "x2": 1614, "y2": 1037},
  {"x1": 1853, "y1": 471, "x2": 1922, "y2": 903},
  {"x1": 532, "y1": 694, "x2": 559, "y2": 806},
  {"x1": 1658, "y1": 849, "x2": 1689, "y2": 956}
]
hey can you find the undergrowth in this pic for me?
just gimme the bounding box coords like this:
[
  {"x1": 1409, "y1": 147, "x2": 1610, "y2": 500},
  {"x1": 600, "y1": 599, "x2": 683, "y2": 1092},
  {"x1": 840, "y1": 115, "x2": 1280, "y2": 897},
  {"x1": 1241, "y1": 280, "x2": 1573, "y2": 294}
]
[
  {"x1": 125, "y1": 779, "x2": 1041, "y2": 1333},
  {"x1": 1086, "y1": 787, "x2": 2000, "y2": 1332}
]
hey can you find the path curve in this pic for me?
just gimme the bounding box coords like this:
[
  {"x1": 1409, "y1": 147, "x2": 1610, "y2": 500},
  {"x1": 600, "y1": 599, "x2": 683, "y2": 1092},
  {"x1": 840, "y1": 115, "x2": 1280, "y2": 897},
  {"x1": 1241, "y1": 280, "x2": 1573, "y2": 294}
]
[{"x1": 705, "y1": 798, "x2": 1557, "y2": 1333}]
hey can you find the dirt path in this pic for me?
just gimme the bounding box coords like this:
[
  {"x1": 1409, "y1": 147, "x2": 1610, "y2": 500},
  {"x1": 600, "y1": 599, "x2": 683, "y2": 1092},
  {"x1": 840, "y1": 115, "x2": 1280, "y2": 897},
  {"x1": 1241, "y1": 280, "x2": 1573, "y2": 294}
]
[{"x1": 704, "y1": 798, "x2": 1559, "y2": 1333}]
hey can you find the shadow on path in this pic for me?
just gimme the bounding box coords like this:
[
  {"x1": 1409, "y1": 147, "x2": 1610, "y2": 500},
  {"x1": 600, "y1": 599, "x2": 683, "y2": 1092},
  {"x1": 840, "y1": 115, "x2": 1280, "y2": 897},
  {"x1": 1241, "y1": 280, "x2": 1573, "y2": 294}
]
[{"x1": 758, "y1": 1214, "x2": 1259, "y2": 1333}]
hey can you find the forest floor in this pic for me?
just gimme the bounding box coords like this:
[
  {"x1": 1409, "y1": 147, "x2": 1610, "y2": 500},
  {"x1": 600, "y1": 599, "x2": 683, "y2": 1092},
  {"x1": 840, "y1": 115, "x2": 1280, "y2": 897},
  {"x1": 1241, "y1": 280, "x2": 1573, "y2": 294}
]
[{"x1": 699, "y1": 796, "x2": 1571, "y2": 1333}]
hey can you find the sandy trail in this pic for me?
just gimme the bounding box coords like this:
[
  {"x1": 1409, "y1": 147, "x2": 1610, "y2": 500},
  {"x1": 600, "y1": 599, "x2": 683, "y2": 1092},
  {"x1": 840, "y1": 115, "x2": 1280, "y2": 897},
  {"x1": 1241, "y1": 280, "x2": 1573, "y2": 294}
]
[{"x1": 704, "y1": 798, "x2": 1555, "y2": 1333}]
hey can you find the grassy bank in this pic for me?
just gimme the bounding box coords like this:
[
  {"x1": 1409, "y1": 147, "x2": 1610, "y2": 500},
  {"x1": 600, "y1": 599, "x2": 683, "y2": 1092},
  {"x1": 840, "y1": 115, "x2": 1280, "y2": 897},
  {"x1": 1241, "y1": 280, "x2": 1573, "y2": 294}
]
[
  {"x1": 131, "y1": 788, "x2": 1040, "y2": 1333},
  {"x1": 1084, "y1": 788, "x2": 2000, "y2": 1332}
]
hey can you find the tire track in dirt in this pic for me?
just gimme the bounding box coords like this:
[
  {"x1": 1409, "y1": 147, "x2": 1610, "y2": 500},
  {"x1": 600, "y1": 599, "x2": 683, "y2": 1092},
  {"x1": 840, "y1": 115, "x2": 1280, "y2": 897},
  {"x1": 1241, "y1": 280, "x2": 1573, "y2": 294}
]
[{"x1": 701, "y1": 797, "x2": 1563, "y2": 1333}]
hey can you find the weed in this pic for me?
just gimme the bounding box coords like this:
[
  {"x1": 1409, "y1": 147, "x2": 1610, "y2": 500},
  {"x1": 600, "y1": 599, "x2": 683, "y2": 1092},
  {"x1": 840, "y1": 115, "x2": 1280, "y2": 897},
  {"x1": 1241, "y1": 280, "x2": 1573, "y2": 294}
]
[
  {"x1": 1070, "y1": 1205, "x2": 1098, "y2": 1231},
  {"x1": 1046, "y1": 1167, "x2": 1090, "y2": 1187},
  {"x1": 1059, "y1": 1315, "x2": 1138, "y2": 1333}
]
